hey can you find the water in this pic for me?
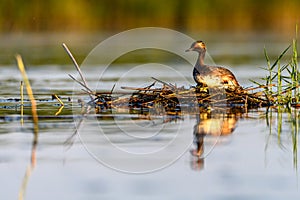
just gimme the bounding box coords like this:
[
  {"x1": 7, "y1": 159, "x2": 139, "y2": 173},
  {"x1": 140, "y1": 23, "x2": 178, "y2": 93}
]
[{"x1": 0, "y1": 33, "x2": 300, "y2": 199}]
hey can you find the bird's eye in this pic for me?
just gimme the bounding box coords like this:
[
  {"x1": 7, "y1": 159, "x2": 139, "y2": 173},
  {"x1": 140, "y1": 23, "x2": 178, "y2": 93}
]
[{"x1": 200, "y1": 43, "x2": 206, "y2": 49}]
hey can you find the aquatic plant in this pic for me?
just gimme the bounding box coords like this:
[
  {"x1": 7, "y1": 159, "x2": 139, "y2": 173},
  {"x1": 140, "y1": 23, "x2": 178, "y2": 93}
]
[
  {"x1": 250, "y1": 28, "x2": 299, "y2": 107},
  {"x1": 255, "y1": 26, "x2": 300, "y2": 170}
]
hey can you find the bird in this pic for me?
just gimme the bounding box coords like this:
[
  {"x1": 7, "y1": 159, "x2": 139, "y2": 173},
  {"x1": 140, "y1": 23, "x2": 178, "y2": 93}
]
[{"x1": 186, "y1": 41, "x2": 240, "y2": 89}]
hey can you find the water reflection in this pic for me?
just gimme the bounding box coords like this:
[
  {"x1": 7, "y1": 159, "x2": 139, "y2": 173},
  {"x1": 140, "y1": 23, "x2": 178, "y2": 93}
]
[
  {"x1": 190, "y1": 108, "x2": 243, "y2": 170},
  {"x1": 18, "y1": 125, "x2": 39, "y2": 200},
  {"x1": 67, "y1": 100, "x2": 245, "y2": 172}
]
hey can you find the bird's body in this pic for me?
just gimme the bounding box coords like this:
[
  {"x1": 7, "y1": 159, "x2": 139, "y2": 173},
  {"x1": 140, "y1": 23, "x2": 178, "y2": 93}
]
[
  {"x1": 193, "y1": 65, "x2": 240, "y2": 87},
  {"x1": 186, "y1": 41, "x2": 240, "y2": 88}
]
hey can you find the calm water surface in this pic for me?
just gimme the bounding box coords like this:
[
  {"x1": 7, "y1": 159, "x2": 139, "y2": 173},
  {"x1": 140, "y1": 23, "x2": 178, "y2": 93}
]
[{"x1": 0, "y1": 36, "x2": 300, "y2": 199}]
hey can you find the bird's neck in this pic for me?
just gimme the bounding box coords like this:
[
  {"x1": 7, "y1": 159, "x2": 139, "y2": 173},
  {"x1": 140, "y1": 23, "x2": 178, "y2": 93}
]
[{"x1": 196, "y1": 51, "x2": 206, "y2": 67}]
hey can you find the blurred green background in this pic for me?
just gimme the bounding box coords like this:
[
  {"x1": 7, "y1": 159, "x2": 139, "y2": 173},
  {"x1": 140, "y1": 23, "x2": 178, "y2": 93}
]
[
  {"x1": 0, "y1": 0, "x2": 298, "y2": 33},
  {"x1": 0, "y1": 0, "x2": 299, "y2": 65}
]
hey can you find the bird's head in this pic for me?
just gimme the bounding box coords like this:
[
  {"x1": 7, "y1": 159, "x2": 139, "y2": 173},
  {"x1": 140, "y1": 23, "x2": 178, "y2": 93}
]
[{"x1": 185, "y1": 41, "x2": 206, "y2": 53}]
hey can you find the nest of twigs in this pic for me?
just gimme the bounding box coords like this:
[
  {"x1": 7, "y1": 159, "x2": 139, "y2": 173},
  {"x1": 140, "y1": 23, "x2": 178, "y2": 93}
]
[{"x1": 93, "y1": 78, "x2": 271, "y2": 115}]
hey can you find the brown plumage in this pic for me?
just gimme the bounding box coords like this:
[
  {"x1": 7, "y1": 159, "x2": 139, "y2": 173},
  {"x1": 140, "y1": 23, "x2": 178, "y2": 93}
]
[{"x1": 186, "y1": 41, "x2": 240, "y2": 88}]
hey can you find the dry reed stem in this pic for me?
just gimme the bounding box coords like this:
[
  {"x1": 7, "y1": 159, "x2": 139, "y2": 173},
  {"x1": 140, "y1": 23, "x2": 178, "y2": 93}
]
[
  {"x1": 53, "y1": 94, "x2": 64, "y2": 105},
  {"x1": 68, "y1": 74, "x2": 94, "y2": 94},
  {"x1": 16, "y1": 54, "x2": 39, "y2": 200},
  {"x1": 20, "y1": 81, "x2": 24, "y2": 125},
  {"x1": 55, "y1": 106, "x2": 64, "y2": 116},
  {"x1": 16, "y1": 54, "x2": 39, "y2": 136},
  {"x1": 62, "y1": 43, "x2": 94, "y2": 102}
]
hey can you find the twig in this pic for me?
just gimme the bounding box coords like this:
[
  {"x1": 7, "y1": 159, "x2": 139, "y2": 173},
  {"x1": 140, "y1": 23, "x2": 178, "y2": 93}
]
[
  {"x1": 110, "y1": 84, "x2": 116, "y2": 94},
  {"x1": 151, "y1": 77, "x2": 176, "y2": 89},
  {"x1": 244, "y1": 84, "x2": 276, "y2": 91},
  {"x1": 55, "y1": 106, "x2": 64, "y2": 116},
  {"x1": 62, "y1": 43, "x2": 94, "y2": 102},
  {"x1": 52, "y1": 94, "x2": 64, "y2": 116},
  {"x1": 81, "y1": 88, "x2": 95, "y2": 95},
  {"x1": 53, "y1": 94, "x2": 64, "y2": 106},
  {"x1": 121, "y1": 86, "x2": 165, "y2": 92},
  {"x1": 68, "y1": 74, "x2": 94, "y2": 94}
]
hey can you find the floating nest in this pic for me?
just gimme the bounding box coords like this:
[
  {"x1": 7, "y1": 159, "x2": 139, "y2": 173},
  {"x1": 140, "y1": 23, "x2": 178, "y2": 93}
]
[{"x1": 93, "y1": 78, "x2": 272, "y2": 115}]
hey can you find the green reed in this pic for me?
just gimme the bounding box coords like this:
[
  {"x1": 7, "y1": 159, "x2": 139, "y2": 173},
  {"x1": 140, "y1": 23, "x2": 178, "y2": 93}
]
[
  {"x1": 256, "y1": 26, "x2": 299, "y2": 170},
  {"x1": 291, "y1": 36, "x2": 299, "y2": 103},
  {"x1": 264, "y1": 46, "x2": 273, "y2": 96},
  {"x1": 251, "y1": 37, "x2": 298, "y2": 106}
]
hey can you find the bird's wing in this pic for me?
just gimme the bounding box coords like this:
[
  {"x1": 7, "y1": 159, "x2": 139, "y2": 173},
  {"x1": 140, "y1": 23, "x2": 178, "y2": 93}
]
[{"x1": 214, "y1": 66, "x2": 240, "y2": 86}]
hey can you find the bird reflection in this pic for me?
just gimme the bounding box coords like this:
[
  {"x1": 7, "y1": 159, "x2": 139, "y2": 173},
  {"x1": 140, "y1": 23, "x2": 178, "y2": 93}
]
[{"x1": 190, "y1": 108, "x2": 242, "y2": 170}]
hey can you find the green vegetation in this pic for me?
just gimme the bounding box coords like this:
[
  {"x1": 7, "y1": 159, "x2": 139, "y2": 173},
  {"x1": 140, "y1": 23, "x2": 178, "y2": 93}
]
[
  {"x1": 254, "y1": 26, "x2": 300, "y2": 169},
  {"x1": 251, "y1": 27, "x2": 299, "y2": 107},
  {"x1": 0, "y1": 0, "x2": 298, "y2": 33}
]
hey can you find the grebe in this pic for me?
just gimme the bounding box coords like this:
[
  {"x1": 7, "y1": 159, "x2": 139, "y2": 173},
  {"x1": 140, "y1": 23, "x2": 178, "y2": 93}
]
[{"x1": 186, "y1": 41, "x2": 240, "y2": 88}]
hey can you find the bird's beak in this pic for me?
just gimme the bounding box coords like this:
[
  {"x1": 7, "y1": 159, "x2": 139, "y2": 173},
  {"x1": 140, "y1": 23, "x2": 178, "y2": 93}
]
[{"x1": 185, "y1": 47, "x2": 193, "y2": 52}]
